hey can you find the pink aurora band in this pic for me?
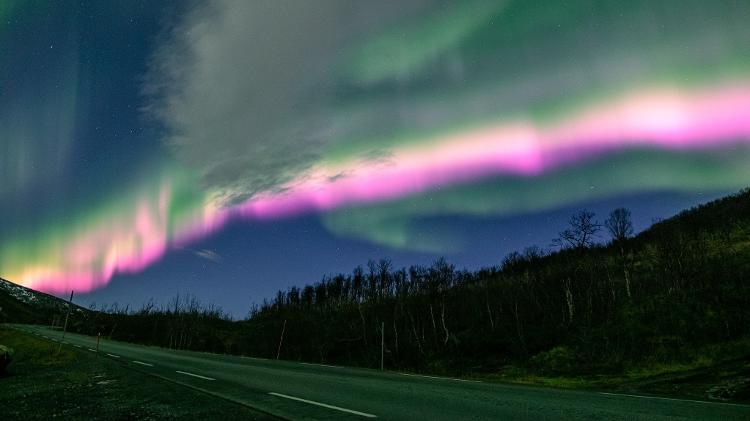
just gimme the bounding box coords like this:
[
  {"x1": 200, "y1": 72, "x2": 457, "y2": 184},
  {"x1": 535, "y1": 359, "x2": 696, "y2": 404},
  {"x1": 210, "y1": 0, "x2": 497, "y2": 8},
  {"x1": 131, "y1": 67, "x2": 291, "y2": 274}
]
[{"x1": 16, "y1": 81, "x2": 750, "y2": 294}]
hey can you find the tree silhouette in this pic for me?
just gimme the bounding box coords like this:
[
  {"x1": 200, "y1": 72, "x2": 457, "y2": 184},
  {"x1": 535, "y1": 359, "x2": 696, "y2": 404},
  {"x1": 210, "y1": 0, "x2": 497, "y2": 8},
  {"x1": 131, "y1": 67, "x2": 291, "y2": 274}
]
[
  {"x1": 605, "y1": 208, "x2": 634, "y2": 243},
  {"x1": 556, "y1": 210, "x2": 601, "y2": 250}
]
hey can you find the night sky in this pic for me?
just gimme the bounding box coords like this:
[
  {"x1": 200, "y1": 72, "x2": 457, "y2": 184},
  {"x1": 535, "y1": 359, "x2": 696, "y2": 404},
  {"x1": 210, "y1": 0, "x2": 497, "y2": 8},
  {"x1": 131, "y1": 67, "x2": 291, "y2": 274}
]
[{"x1": 2, "y1": 1, "x2": 750, "y2": 317}]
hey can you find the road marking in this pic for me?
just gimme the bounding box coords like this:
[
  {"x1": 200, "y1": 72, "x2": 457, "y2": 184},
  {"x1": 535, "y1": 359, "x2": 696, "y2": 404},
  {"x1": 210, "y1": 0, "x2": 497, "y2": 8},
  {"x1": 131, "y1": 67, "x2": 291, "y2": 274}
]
[
  {"x1": 398, "y1": 373, "x2": 482, "y2": 383},
  {"x1": 175, "y1": 370, "x2": 215, "y2": 381},
  {"x1": 88, "y1": 348, "x2": 97, "y2": 352},
  {"x1": 598, "y1": 392, "x2": 750, "y2": 407},
  {"x1": 74, "y1": 345, "x2": 82, "y2": 348},
  {"x1": 240, "y1": 356, "x2": 267, "y2": 361},
  {"x1": 106, "y1": 353, "x2": 120, "y2": 358},
  {"x1": 300, "y1": 362, "x2": 338, "y2": 368},
  {"x1": 132, "y1": 361, "x2": 153, "y2": 367},
  {"x1": 268, "y1": 392, "x2": 377, "y2": 418}
]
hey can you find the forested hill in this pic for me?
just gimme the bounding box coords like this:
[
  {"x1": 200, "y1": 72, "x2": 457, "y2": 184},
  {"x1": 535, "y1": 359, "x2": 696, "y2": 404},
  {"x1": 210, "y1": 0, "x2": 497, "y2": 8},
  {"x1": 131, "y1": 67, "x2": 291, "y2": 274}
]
[
  {"x1": 232, "y1": 188, "x2": 750, "y2": 374},
  {"x1": 7, "y1": 188, "x2": 750, "y2": 377}
]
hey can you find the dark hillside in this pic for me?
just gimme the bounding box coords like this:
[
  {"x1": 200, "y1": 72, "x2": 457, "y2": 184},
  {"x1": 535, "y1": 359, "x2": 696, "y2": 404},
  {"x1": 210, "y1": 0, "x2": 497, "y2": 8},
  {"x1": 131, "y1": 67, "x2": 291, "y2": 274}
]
[
  {"x1": 229, "y1": 188, "x2": 750, "y2": 375},
  {"x1": 0, "y1": 278, "x2": 91, "y2": 325}
]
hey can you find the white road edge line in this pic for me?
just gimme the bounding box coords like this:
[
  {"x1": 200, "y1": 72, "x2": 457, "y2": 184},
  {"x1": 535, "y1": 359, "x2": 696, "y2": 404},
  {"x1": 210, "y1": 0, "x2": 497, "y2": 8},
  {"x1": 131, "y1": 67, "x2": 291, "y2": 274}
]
[
  {"x1": 598, "y1": 392, "x2": 750, "y2": 407},
  {"x1": 240, "y1": 356, "x2": 267, "y2": 361},
  {"x1": 398, "y1": 372, "x2": 482, "y2": 383},
  {"x1": 106, "y1": 353, "x2": 120, "y2": 358},
  {"x1": 175, "y1": 370, "x2": 215, "y2": 381},
  {"x1": 268, "y1": 392, "x2": 377, "y2": 418},
  {"x1": 300, "y1": 362, "x2": 338, "y2": 368},
  {"x1": 132, "y1": 361, "x2": 153, "y2": 367}
]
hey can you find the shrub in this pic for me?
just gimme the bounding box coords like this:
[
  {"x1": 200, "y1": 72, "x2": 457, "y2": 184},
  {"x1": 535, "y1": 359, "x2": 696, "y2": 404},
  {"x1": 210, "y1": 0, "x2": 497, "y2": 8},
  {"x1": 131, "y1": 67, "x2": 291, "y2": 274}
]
[
  {"x1": 0, "y1": 344, "x2": 14, "y2": 372},
  {"x1": 530, "y1": 346, "x2": 578, "y2": 374}
]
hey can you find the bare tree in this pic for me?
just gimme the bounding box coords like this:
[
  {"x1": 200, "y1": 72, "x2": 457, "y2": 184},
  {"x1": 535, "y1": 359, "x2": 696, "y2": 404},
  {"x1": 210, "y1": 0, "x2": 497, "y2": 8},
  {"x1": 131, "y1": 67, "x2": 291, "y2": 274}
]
[
  {"x1": 556, "y1": 210, "x2": 601, "y2": 250},
  {"x1": 605, "y1": 208, "x2": 634, "y2": 298},
  {"x1": 605, "y1": 208, "x2": 633, "y2": 243}
]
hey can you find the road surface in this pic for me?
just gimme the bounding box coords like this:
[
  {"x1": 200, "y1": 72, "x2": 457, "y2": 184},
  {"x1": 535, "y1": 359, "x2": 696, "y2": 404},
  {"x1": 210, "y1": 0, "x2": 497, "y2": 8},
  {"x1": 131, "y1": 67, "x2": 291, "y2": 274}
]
[{"x1": 9, "y1": 324, "x2": 750, "y2": 420}]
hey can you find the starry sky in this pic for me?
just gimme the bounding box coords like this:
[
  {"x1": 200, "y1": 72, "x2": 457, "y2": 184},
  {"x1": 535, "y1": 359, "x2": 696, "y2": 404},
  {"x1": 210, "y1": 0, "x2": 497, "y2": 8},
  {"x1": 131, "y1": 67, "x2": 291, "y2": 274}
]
[{"x1": 2, "y1": 0, "x2": 750, "y2": 317}]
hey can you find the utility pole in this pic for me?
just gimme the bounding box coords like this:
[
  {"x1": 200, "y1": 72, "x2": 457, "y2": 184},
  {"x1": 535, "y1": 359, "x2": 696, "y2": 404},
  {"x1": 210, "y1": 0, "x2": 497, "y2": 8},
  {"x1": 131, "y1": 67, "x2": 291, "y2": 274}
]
[
  {"x1": 276, "y1": 319, "x2": 287, "y2": 360},
  {"x1": 58, "y1": 291, "x2": 74, "y2": 354},
  {"x1": 380, "y1": 321, "x2": 385, "y2": 371}
]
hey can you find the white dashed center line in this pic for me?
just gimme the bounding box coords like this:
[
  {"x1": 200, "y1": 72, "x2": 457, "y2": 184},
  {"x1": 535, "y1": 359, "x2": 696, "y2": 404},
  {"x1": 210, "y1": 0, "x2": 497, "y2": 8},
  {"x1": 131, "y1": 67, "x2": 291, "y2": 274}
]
[
  {"x1": 269, "y1": 392, "x2": 377, "y2": 418},
  {"x1": 132, "y1": 361, "x2": 153, "y2": 367},
  {"x1": 106, "y1": 353, "x2": 120, "y2": 358},
  {"x1": 88, "y1": 348, "x2": 97, "y2": 352},
  {"x1": 175, "y1": 370, "x2": 215, "y2": 381}
]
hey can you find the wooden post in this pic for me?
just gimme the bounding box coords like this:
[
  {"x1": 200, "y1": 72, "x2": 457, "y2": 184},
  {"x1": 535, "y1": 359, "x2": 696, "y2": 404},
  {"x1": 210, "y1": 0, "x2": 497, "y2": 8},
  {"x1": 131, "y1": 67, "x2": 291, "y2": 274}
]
[
  {"x1": 57, "y1": 291, "x2": 74, "y2": 353},
  {"x1": 276, "y1": 319, "x2": 287, "y2": 360}
]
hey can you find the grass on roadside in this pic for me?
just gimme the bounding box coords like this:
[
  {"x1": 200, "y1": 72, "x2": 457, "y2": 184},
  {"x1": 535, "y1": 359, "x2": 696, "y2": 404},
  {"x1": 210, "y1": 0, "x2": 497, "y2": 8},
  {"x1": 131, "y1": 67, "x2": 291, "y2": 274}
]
[
  {"x1": 0, "y1": 326, "x2": 276, "y2": 420},
  {"x1": 478, "y1": 339, "x2": 750, "y2": 402}
]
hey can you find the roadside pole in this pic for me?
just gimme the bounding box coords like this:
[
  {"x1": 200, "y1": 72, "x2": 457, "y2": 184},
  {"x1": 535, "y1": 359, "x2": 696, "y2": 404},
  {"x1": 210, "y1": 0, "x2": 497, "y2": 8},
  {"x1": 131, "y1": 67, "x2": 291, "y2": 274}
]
[
  {"x1": 96, "y1": 332, "x2": 101, "y2": 356},
  {"x1": 276, "y1": 319, "x2": 287, "y2": 360},
  {"x1": 57, "y1": 290, "x2": 74, "y2": 353},
  {"x1": 381, "y1": 321, "x2": 384, "y2": 371}
]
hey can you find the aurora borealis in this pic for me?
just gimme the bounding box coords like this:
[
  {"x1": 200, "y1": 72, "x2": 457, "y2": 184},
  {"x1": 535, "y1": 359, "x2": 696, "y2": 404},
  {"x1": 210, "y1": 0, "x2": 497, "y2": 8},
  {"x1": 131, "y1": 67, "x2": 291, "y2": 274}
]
[{"x1": 2, "y1": 1, "x2": 750, "y2": 313}]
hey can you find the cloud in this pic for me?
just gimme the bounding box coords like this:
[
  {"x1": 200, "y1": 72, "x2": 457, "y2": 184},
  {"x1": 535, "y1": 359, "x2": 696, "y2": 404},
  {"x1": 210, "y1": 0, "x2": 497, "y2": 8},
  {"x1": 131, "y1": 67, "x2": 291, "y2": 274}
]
[
  {"x1": 145, "y1": 0, "x2": 437, "y2": 205},
  {"x1": 194, "y1": 249, "x2": 223, "y2": 263},
  {"x1": 147, "y1": 0, "x2": 750, "y2": 253}
]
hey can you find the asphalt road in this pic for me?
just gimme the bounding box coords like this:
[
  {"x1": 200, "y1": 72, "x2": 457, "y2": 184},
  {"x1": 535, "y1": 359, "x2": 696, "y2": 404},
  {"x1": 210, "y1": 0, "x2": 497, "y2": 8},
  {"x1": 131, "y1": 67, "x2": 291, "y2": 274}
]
[{"x1": 9, "y1": 324, "x2": 750, "y2": 420}]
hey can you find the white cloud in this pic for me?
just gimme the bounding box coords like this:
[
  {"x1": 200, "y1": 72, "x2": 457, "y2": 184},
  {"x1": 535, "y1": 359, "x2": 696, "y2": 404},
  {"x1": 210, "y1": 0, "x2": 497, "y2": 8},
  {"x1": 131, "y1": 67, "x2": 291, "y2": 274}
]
[
  {"x1": 194, "y1": 249, "x2": 223, "y2": 263},
  {"x1": 145, "y1": 0, "x2": 432, "y2": 205}
]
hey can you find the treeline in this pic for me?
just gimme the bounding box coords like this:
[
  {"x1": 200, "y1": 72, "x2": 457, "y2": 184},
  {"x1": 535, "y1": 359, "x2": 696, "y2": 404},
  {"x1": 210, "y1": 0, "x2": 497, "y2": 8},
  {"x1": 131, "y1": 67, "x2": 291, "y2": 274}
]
[
  {"x1": 70, "y1": 189, "x2": 750, "y2": 375},
  {"x1": 71, "y1": 295, "x2": 237, "y2": 354}
]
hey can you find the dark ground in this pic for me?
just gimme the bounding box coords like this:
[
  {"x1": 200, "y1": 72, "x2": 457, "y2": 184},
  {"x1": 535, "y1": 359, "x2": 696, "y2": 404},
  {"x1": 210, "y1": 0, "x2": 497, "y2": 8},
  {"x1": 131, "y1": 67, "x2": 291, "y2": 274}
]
[
  {"x1": 630, "y1": 357, "x2": 750, "y2": 402},
  {"x1": 0, "y1": 326, "x2": 276, "y2": 420},
  {"x1": 483, "y1": 348, "x2": 750, "y2": 403}
]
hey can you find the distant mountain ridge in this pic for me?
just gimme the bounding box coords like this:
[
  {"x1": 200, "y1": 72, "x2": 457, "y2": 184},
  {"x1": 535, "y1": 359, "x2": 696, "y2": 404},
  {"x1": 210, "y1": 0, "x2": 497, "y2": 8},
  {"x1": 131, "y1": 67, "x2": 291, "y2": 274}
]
[{"x1": 0, "y1": 277, "x2": 89, "y2": 324}]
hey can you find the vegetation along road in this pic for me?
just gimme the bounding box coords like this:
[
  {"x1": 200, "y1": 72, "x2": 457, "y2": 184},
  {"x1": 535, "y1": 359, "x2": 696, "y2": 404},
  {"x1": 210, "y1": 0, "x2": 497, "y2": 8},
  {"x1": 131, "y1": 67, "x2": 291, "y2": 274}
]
[{"x1": 8, "y1": 324, "x2": 750, "y2": 420}]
